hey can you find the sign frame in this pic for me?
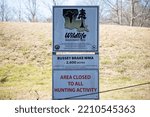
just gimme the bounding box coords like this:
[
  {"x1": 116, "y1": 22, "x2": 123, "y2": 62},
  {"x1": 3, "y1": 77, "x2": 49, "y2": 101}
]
[{"x1": 53, "y1": 6, "x2": 99, "y2": 52}]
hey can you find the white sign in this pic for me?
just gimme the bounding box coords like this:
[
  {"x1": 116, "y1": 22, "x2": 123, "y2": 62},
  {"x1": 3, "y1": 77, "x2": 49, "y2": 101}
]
[
  {"x1": 52, "y1": 6, "x2": 99, "y2": 100},
  {"x1": 53, "y1": 54, "x2": 99, "y2": 69},
  {"x1": 53, "y1": 69, "x2": 99, "y2": 99},
  {"x1": 53, "y1": 6, "x2": 99, "y2": 52}
]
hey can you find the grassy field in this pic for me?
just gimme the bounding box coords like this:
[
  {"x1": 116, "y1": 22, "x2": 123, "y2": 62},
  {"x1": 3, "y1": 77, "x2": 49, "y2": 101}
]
[{"x1": 0, "y1": 22, "x2": 150, "y2": 99}]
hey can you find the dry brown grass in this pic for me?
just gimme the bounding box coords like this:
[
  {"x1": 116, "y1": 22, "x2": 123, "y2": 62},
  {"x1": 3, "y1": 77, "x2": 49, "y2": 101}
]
[
  {"x1": 0, "y1": 22, "x2": 150, "y2": 99},
  {"x1": 100, "y1": 25, "x2": 150, "y2": 99}
]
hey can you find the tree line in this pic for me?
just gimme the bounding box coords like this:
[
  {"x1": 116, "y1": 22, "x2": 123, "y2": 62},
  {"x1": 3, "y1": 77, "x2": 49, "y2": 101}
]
[{"x1": 0, "y1": 0, "x2": 149, "y2": 27}]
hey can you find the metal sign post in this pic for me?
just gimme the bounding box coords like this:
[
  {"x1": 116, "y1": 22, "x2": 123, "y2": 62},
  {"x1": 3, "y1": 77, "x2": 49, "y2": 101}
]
[{"x1": 52, "y1": 6, "x2": 99, "y2": 100}]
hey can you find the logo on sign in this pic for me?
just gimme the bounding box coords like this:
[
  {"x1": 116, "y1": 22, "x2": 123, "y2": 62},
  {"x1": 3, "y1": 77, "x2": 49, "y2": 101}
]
[{"x1": 63, "y1": 9, "x2": 89, "y2": 41}]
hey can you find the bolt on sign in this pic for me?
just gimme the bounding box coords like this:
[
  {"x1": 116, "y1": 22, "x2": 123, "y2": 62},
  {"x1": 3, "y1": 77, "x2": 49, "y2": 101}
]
[
  {"x1": 53, "y1": 6, "x2": 99, "y2": 52},
  {"x1": 52, "y1": 6, "x2": 99, "y2": 100}
]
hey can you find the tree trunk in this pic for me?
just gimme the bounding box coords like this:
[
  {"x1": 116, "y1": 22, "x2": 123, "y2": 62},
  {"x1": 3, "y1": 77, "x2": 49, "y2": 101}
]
[
  {"x1": 80, "y1": 19, "x2": 84, "y2": 28},
  {"x1": 18, "y1": 0, "x2": 22, "y2": 22},
  {"x1": 32, "y1": 15, "x2": 36, "y2": 22},
  {"x1": 120, "y1": 0, "x2": 122, "y2": 25},
  {"x1": 130, "y1": 0, "x2": 134, "y2": 26},
  {"x1": 1, "y1": 0, "x2": 5, "y2": 22},
  {"x1": 116, "y1": 0, "x2": 120, "y2": 24}
]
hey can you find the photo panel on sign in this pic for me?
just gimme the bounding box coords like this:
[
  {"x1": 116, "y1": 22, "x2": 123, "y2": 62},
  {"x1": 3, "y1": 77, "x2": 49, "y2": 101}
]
[{"x1": 53, "y1": 6, "x2": 99, "y2": 52}]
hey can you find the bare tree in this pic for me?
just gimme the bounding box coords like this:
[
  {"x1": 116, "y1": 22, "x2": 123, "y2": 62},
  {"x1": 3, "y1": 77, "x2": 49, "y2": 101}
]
[
  {"x1": 0, "y1": 0, "x2": 11, "y2": 21},
  {"x1": 138, "y1": 0, "x2": 150, "y2": 27},
  {"x1": 17, "y1": 0, "x2": 22, "y2": 22},
  {"x1": 130, "y1": 0, "x2": 137, "y2": 26},
  {"x1": 42, "y1": 0, "x2": 63, "y2": 22},
  {"x1": 103, "y1": 0, "x2": 123, "y2": 25},
  {"x1": 132, "y1": 0, "x2": 150, "y2": 27},
  {"x1": 12, "y1": 0, "x2": 23, "y2": 22},
  {"x1": 124, "y1": 0, "x2": 150, "y2": 26},
  {"x1": 120, "y1": 0, "x2": 123, "y2": 24},
  {"x1": 0, "y1": 0, "x2": 5, "y2": 21},
  {"x1": 86, "y1": 0, "x2": 107, "y2": 23},
  {"x1": 25, "y1": 0, "x2": 38, "y2": 22},
  {"x1": 43, "y1": 0, "x2": 64, "y2": 14}
]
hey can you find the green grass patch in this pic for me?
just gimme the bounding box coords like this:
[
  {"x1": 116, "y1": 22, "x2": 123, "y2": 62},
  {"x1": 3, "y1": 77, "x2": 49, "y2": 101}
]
[
  {"x1": 119, "y1": 76, "x2": 132, "y2": 82},
  {"x1": 115, "y1": 53, "x2": 135, "y2": 65},
  {"x1": 101, "y1": 57, "x2": 112, "y2": 65},
  {"x1": 0, "y1": 64, "x2": 52, "y2": 99},
  {"x1": 116, "y1": 67, "x2": 127, "y2": 73},
  {"x1": 119, "y1": 53, "x2": 135, "y2": 59},
  {"x1": 108, "y1": 76, "x2": 132, "y2": 83},
  {"x1": 19, "y1": 46, "x2": 30, "y2": 55},
  {"x1": 144, "y1": 62, "x2": 150, "y2": 69},
  {"x1": 115, "y1": 58, "x2": 124, "y2": 65},
  {"x1": 0, "y1": 90, "x2": 14, "y2": 100}
]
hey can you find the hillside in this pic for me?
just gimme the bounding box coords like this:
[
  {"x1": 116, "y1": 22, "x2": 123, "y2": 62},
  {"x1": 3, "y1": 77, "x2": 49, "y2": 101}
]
[{"x1": 0, "y1": 22, "x2": 150, "y2": 99}]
